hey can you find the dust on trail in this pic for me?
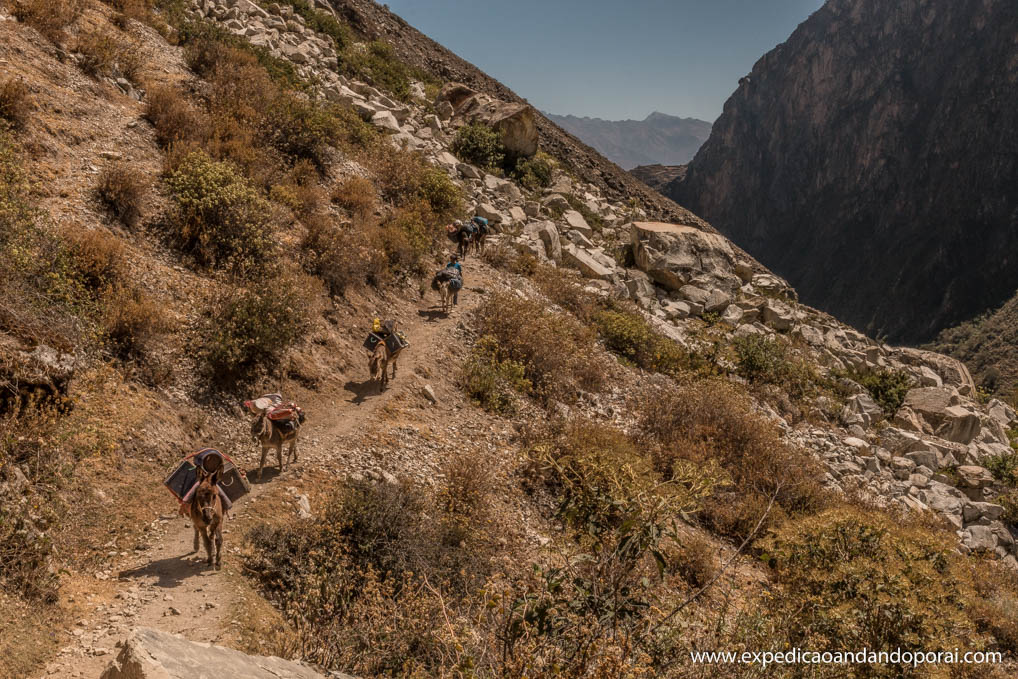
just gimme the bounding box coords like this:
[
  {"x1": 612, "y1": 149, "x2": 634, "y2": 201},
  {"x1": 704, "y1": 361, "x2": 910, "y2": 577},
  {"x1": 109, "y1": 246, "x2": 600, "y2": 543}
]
[{"x1": 38, "y1": 265, "x2": 497, "y2": 679}]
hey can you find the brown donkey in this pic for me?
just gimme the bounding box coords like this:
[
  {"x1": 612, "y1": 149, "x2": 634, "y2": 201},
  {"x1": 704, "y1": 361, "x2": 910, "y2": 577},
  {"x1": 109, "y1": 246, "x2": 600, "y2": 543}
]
[
  {"x1": 189, "y1": 470, "x2": 224, "y2": 569},
  {"x1": 252, "y1": 412, "x2": 300, "y2": 480},
  {"x1": 369, "y1": 340, "x2": 395, "y2": 391}
]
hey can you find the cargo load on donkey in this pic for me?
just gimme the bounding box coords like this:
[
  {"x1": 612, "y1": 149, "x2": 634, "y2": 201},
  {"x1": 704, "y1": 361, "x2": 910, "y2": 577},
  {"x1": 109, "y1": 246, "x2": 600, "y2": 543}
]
[
  {"x1": 164, "y1": 448, "x2": 250, "y2": 514},
  {"x1": 364, "y1": 318, "x2": 409, "y2": 354}
]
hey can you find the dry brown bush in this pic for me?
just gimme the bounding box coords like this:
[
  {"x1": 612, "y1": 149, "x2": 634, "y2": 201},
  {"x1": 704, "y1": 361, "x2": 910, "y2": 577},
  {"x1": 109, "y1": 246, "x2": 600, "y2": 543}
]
[
  {"x1": 0, "y1": 79, "x2": 32, "y2": 130},
  {"x1": 145, "y1": 86, "x2": 206, "y2": 148},
  {"x1": 639, "y1": 379, "x2": 831, "y2": 540},
  {"x1": 12, "y1": 0, "x2": 82, "y2": 43},
  {"x1": 672, "y1": 532, "x2": 718, "y2": 589},
  {"x1": 301, "y1": 214, "x2": 388, "y2": 295},
  {"x1": 331, "y1": 175, "x2": 376, "y2": 219},
  {"x1": 102, "y1": 286, "x2": 169, "y2": 360},
  {"x1": 77, "y1": 30, "x2": 146, "y2": 81},
  {"x1": 474, "y1": 293, "x2": 604, "y2": 403},
  {"x1": 58, "y1": 226, "x2": 127, "y2": 297},
  {"x1": 95, "y1": 162, "x2": 148, "y2": 227}
]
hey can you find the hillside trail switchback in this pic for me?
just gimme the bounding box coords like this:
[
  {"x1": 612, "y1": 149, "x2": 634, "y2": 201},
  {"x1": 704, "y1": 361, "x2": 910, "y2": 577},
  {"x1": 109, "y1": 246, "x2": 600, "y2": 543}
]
[{"x1": 38, "y1": 264, "x2": 497, "y2": 679}]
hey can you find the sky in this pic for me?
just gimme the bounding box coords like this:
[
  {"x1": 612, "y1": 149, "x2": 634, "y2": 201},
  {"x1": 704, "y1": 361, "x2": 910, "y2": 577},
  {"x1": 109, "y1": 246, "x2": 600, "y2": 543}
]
[{"x1": 382, "y1": 0, "x2": 825, "y2": 123}]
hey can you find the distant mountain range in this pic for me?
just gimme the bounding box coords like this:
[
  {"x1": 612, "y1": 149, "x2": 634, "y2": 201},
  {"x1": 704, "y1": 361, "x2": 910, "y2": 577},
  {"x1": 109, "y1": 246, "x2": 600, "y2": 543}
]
[{"x1": 544, "y1": 112, "x2": 711, "y2": 170}]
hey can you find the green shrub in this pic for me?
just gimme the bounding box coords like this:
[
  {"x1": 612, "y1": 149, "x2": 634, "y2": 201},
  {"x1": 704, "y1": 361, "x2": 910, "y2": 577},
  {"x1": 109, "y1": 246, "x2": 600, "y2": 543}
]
[
  {"x1": 377, "y1": 201, "x2": 443, "y2": 278},
  {"x1": 856, "y1": 368, "x2": 913, "y2": 416},
  {"x1": 262, "y1": 95, "x2": 344, "y2": 171},
  {"x1": 416, "y1": 167, "x2": 463, "y2": 220},
  {"x1": 269, "y1": 0, "x2": 352, "y2": 51},
  {"x1": 986, "y1": 451, "x2": 1018, "y2": 487},
  {"x1": 759, "y1": 506, "x2": 985, "y2": 670},
  {"x1": 0, "y1": 127, "x2": 35, "y2": 243},
  {"x1": 165, "y1": 150, "x2": 276, "y2": 273},
  {"x1": 195, "y1": 272, "x2": 314, "y2": 384},
  {"x1": 732, "y1": 333, "x2": 821, "y2": 403},
  {"x1": 511, "y1": 152, "x2": 554, "y2": 190},
  {"x1": 344, "y1": 40, "x2": 413, "y2": 101},
  {"x1": 180, "y1": 18, "x2": 302, "y2": 90},
  {"x1": 462, "y1": 335, "x2": 531, "y2": 414},
  {"x1": 450, "y1": 122, "x2": 504, "y2": 171},
  {"x1": 998, "y1": 490, "x2": 1018, "y2": 527},
  {"x1": 593, "y1": 308, "x2": 688, "y2": 376}
]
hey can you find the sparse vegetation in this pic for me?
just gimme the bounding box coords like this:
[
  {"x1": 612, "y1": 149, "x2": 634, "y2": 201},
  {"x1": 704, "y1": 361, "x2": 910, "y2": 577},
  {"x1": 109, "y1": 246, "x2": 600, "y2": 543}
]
[
  {"x1": 462, "y1": 335, "x2": 531, "y2": 414},
  {"x1": 11, "y1": 0, "x2": 82, "y2": 43},
  {"x1": 343, "y1": 40, "x2": 415, "y2": 101},
  {"x1": 473, "y1": 293, "x2": 603, "y2": 403},
  {"x1": 76, "y1": 30, "x2": 146, "y2": 81}
]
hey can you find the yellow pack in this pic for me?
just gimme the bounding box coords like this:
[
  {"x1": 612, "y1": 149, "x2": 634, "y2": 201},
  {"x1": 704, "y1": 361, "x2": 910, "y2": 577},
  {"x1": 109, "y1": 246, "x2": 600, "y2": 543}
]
[{"x1": 372, "y1": 318, "x2": 382, "y2": 332}]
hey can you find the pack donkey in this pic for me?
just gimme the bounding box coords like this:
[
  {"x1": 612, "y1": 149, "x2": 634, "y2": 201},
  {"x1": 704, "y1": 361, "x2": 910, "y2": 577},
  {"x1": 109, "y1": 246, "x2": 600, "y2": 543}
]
[
  {"x1": 252, "y1": 409, "x2": 301, "y2": 480},
  {"x1": 189, "y1": 469, "x2": 224, "y2": 570}
]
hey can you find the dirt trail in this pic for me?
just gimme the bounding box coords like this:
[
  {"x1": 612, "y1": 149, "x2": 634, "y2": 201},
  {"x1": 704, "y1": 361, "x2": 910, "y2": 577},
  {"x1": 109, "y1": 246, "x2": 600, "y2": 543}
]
[{"x1": 38, "y1": 264, "x2": 498, "y2": 679}]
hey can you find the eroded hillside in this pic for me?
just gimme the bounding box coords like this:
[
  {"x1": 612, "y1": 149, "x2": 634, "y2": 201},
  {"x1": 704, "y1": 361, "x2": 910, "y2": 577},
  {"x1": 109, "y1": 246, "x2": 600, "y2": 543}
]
[{"x1": 0, "y1": 1, "x2": 1017, "y2": 678}]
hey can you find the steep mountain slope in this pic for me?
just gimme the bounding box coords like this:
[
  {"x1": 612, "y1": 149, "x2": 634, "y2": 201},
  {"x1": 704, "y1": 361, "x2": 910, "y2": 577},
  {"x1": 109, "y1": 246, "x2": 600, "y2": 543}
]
[
  {"x1": 324, "y1": 0, "x2": 708, "y2": 228},
  {"x1": 630, "y1": 163, "x2": 686, "y2": 192},
  {"x1": 2, "y1": 1, "x2": 1018, "y2": 678},
  {"x1": 931, "y1": 290, "x2": 1018, "y2": 398},
  {"x1": 544, "y1": 111, "x2": 710, "y2": 170},
  {"x1": 671, "y1": 0, "x2": 1018, "y2": 345}
]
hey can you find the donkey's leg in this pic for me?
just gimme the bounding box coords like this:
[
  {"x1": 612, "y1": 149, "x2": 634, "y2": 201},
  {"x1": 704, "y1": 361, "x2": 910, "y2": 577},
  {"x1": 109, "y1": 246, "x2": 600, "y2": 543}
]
[
  {"x1": 391, "y1": 356, "x2": 398, "y2": 379},
  {"x1": 288, "y1": 436, "x2": 297, "y2": 464},
  {"x1": 276, "y1": 440, "x2": 284, "y2": 473},
  {"x1": 214, "y1": 523, "x2": 223, "y2": 570},
  {"x1": 200, "y1": 526, "x2": 213, "y2": 566},
  {"x1": 192, "y1": 525, "x2": 199, "y2": 553},
  {"x1": 257, "y1": 445, "x2": 268, "y2": 481}
]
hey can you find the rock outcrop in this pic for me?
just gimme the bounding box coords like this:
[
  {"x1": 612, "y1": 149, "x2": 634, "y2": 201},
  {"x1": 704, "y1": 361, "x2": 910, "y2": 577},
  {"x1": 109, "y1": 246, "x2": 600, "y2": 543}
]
[
  {"x1": 670, "y1": 0, "x2": 1018, "y2": 345},
  {"x1": 436, "y1": 83, "x2": 538, "y2": 157},
  {"x1": 100, "y1": 627, "x2": 347, "y2": 679}
]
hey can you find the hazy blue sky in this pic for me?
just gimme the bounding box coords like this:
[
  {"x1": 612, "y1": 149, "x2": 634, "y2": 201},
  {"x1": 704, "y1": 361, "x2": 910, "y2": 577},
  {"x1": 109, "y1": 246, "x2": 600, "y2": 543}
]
[{"x1": 383, "y1": 0, "x2": 824, "y2": 123}]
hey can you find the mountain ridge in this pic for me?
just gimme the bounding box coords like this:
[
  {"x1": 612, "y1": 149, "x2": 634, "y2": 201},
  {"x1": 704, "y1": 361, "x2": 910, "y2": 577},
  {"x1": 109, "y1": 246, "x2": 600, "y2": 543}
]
[
  {"x1": 544, "y1": 110, "x2": 711, "y2": 169},
  {"x1": 670, "y1": 0, "x2": 1018, "y2": 348}
]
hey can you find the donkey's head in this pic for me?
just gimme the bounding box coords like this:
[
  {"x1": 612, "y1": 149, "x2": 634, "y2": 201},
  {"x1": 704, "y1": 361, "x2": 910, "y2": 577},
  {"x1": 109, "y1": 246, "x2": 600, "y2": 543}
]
[{"x1": 194, "y1": 470, "x2": 220, "y2": 526}]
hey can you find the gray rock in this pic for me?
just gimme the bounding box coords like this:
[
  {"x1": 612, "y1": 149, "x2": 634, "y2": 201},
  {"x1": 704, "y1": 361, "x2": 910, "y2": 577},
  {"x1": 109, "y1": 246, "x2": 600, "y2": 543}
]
[
  {"x1": 524, "y1": 201, "x2": 541, "y2": 217},
  {"x1": 630, "y1": 221, "x2": 741, "y2": 292},
  {"x1": 562, "y1": 244, "x2": 614, "y2": 280},
  {"x1": 562, "y1": 209, "x2": 592, "y2": 236},
  {"x1": 370, "y1": 110, "x2": 401, "y2": 132},
  {"x1": 964, "y1": 525, "x2": 997, "y2": 552},
  {"x1": 457, "y1": 163, "x2": 482, "y2": 179},
  {"x1": 100, "y1": 628, "x2": 338, "y2": 679}
]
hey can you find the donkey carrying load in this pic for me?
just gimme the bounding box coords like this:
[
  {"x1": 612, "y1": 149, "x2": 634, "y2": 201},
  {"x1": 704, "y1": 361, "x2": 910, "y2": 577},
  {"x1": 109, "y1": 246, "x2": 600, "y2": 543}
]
[
  {"x1": 245, "y1": 395, "x2": 305, "y2": 480},
  {"x1": 365, "y1": 319, "x2": 409, "y2": 391}
]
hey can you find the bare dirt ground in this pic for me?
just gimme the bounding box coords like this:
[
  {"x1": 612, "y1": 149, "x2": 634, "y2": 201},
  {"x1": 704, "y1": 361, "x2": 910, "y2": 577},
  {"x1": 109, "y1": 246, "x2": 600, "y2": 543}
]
[{"x1": 37, "y1": 263, "x2": 512, "y2": 679}]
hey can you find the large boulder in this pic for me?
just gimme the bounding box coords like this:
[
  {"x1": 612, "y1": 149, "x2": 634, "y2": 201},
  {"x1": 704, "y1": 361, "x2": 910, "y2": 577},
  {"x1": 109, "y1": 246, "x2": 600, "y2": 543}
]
[
  {"x1": 901, "y1": 387, "x2": 982, "y2": 444},
  {"x1": 562, "y1": 244, "x2": 614, "y2": 280},
  {"x1": 630, "y1": 221, "x2": 741, "y2": 292},
  {"x1": 101, "y1": 627, "x2": 347, "y2": 679},
  {"x1": 436, "y1": 83, "x2": 538, "y2": 157}
]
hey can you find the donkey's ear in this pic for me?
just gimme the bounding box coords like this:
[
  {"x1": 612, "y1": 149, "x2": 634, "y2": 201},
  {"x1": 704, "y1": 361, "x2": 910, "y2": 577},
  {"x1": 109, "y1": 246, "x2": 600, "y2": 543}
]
[{"x1": 209, "y1": 470, "x2": 220, "y2": 485}]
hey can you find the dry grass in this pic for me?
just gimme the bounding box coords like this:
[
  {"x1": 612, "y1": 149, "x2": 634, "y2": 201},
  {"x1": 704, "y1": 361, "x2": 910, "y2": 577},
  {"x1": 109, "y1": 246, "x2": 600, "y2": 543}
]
[
  {"x1": 12, "y1": 0, "x2": 83, "y2": 43},
  {"x1": 473, "y1": 292, "x2": 604, "y2": 403},
  {"x1": 0, "y1": 78, "x2": 32, "y2": 131},
  {"x1": 638, "y1": 379, "x2": 831, "y2": 540},
  {"x1": 95, "y1": 162, "x2": 148, "y2": 227}
]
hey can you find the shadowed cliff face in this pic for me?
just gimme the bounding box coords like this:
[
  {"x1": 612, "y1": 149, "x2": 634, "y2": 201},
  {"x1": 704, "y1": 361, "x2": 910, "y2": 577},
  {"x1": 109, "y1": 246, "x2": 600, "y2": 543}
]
[{"x1": 671, "y1": 0, "x2": 1018, "y2": 343}]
